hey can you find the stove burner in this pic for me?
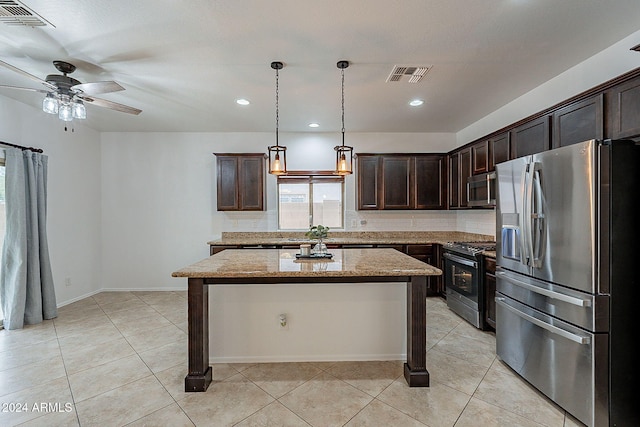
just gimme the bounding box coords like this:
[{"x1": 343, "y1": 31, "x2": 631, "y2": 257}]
[{"x1": 444, "y1": 241, "x2": 496, "y2": 256}]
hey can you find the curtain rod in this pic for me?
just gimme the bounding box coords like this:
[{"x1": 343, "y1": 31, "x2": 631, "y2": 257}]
[{"x1": 0, "y1": 140, "x2": 43, "y2": 153}]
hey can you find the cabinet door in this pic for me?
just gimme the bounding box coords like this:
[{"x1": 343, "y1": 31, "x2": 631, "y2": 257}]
[
  {"x1": 607, "y1": 76, "x2": 640, "y2": 139},
  {"x1": 511, "y1": 115, "x2": 550, "y2": 158},
  {"x1": 448, "y1": 152, "x2": 459, "y2": 209},
  {"x1": 356, "y1": 156, "x2": 381, "y2": 210},
  {"x1": 381, "y1": 156, "x2": 412, "y2": 209},
  {"x1": 489, "y1": 132, "x2": 510, "y2": 171},
  {"x1": 552, "y1": 94, "x2": 603, "y2": 149},
  {"x1": 459, "y1": 148, "x2": 471, "y2": 208},
  {"x1": 415, "y1": 155, "x2": 446, "y2": 209},
  {"x1": 239, "y1": 156, "x2": 264, "y2": 210},
  {"x1": 216, "y1": 156, "x2": 239, "y2": 210},
  {"x1": 472, "y1": 141, "x2": 489, "y2": 174}
]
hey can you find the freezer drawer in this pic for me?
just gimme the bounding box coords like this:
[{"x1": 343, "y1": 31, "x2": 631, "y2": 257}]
[{"x1": 496, "y1": 294, "x2": 608, "y2": 427}]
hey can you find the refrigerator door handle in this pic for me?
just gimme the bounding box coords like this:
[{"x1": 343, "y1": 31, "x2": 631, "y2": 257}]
[
  {"x1": 496, "y1": 271, "x2": 592, "y2": 307},
  {"x1": 522, "y1": 162, "x2": 534, "y2": 267},
  {"x1": 495, "y1": 298, "x2": 591, "y2": 344},
  {"x1": 530, "y1": 163, "x2": 546, "y2": 268}
]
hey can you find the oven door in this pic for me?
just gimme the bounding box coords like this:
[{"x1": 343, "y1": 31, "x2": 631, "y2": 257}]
[{"x1": 443, "y1": 251, "x2": 480, "y2": 326}]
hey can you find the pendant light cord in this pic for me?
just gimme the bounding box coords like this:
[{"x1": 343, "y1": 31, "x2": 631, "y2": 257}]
[
  {"x1": 275, "y1": 67, "x2": 280, "y2": 147},
  {"x1": 341, "y1": 66, "x2": 345, "y2": 145}
]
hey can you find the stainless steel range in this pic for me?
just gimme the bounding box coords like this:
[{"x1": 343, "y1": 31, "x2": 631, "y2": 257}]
[{"x1": 442, "y1": 241, "x2": 495, "y2": 329}]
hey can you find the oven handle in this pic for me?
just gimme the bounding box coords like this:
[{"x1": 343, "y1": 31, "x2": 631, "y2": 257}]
[
  {"x1": 495, "y1": 297, "x2": 591, "y2": 345},
  {"x1": 496, "y1": 271, "x2": 592, "y2": 307},
  {"x1": 443, "y1": 252, "x2": 477, "y2": 268}
]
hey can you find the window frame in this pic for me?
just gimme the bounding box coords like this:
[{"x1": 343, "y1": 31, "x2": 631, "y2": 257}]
[{"x1": 277, "y1": 175, "x2": 345, "y2": 231}]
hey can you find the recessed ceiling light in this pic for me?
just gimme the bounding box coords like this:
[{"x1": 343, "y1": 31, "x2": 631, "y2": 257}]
[
  {"x1": 308, "y1": 123, "x2": 320, "y2": 128},
  {"x1": 409, "y1": 99, "x2": 424, "y2": 107},
  {"x1": 236, "y1": 99, "x2": 250, "y2": 105}
]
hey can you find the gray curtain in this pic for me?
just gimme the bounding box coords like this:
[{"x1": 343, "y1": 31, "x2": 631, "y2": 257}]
[{"x1": 1, "y1": 148, "x2": 57, "y2": 330}]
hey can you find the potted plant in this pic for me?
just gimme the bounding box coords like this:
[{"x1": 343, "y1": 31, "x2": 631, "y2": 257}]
[{"x1": 305, "y1": 224, "x2": 329, "y2": 255}]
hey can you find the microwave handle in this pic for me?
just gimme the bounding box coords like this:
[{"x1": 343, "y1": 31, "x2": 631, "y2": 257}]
[{"x1": 486, "y1": 172, "x2": 495, "y2": 205}]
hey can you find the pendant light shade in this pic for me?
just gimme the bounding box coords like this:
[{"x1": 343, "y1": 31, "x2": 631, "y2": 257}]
[
  {"x1": 334, "y1": 60, "x2": 353, "y2": 175},
  {"x1": 268, "y1": 61, "x2": 287, "y2": 175}
]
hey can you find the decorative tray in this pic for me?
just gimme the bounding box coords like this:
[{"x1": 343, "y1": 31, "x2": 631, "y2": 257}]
[{"x1": 295, "y1": 253, "x2": 333, "y2": 259}]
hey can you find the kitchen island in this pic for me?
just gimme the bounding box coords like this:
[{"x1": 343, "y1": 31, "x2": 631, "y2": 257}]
[{"x1": 172, "y1": 248, "x2": 442, "y2": 392}]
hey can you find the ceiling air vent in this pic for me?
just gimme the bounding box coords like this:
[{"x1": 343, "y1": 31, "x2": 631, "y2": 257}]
[
  {"x1": 631, "y1": 43, "x2": 640, "y2": 53},
  {"x1": 0, "y1": 0, "x2": 53, "y2": 27},
  {"x1": 386, "y1": 65, "x2": 432, "y2": 83}
]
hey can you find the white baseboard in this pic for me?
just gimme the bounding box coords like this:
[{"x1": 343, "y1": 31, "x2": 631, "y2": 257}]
[{"x1": 210, "y1": 353, "x2": 407, "y2": 364}]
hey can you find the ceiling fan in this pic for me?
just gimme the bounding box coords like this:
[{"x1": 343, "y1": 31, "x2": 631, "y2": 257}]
[{"x1": 0, "y1": 59, "x2": 141, "y2": 122}]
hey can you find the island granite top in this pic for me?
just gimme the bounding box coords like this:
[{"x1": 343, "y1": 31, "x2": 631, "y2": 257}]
[
  {"x1": 172, "y1": 248, "x2": 442, "y2": 279},
  {"x1": 208, "y1": 231, "x2": 495, "y2": 246}
]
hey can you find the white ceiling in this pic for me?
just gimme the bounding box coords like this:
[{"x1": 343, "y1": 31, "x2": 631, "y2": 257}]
[{"x1": 1, "y1": 0, "x2": 639, "y2": 134}]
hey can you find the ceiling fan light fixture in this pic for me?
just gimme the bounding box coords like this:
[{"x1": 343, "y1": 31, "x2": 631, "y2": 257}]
[
  {"x1": 72, "y1": 100, "x2": 86, "y2": 119},
  {"x1": 58, "y1": 103, "x2": 73, "y2": 122},
  {"x1": 42, "y1": 93, "x2": 58, "y2": 114}
]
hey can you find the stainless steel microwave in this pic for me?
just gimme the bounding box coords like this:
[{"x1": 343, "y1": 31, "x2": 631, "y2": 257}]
[{"x1": 467, "y1": 172, "x2": 496, "y2": 207}]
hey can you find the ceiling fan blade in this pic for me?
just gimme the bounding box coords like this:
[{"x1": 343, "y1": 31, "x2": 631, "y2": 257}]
[
  {"x1": 77, "y1": 94, "x2": 142, "y2": 115},
  {"x1": 0, "y1": 84, "x2": 49, "y2": 93},
  {"x1": 72, "y1": 81, "x2": 125, "y2": 95},
  {"x1": 0, "y1": 60, "x2": 56, "y2": 91}
]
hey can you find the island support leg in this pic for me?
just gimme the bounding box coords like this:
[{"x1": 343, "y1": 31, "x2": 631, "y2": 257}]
[
  {"x1": 404, "y1": 275, "x2": 429, "y2": 387},
  {"x1": 185, "y1": 278, "x2": 212, "y2": 391}
]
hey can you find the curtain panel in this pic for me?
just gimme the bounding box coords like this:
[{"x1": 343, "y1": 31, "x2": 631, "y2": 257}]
[{"x1": 0, "y1": 148, "x2": 57, "y2": 330}]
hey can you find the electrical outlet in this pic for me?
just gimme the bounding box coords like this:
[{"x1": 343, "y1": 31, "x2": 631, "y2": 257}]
[
  {"x1": 65, "y1": 277, "x2": 72, "y2": 287},
  {"x1": 278, "y1": 313, "x2": 289, "y2": 330},
  {"x1": 350, "y1": 219, "x2": 357, "y2": 228}
]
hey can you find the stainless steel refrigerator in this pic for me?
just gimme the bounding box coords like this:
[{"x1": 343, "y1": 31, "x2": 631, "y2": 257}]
[{"x1": 495, "y1": 139, "x2": 639, "y2": 427}]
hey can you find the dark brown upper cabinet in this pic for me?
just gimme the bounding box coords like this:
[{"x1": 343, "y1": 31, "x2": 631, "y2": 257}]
[
  {"x1": 382, "y1": 156, "x2": 413, "y2": 209},
  {"x1": 356, "y1": 154, "x2": 446, "y2": 210},
  {"x1": 511, "y1": 115, "x2": 551, "y2": 158},
  {"x1": 552, "y1": 93, "x2": 603, "y2": 149},
  {"x1": 448, "y1": 148, "x2": 471, "y2": 209},
  {"x1": 488, "y1": 132, "x2": 510, "y2": 171},
  {"x1": 606, "y1": 75, "x2": 640, "y2": 139},
  {"x1": 214, "y1": 153, "x2": 265, "y2": 211},
  {"x1": 471, "y1": 140, "x2": 489, "y2": 174}
]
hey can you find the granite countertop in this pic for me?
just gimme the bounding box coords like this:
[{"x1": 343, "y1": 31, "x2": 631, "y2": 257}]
[
  {"x1": 208, "y1": 231, "x2": 495, "y2": 246},
  {"x1": 172, "y1": 248, "x2": 442, "y2": 279}
]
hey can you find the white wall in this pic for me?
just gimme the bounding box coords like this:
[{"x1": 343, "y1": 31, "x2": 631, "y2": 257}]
[{"x1": 0, "y1": 97, "x2": 102, "y2": 306}]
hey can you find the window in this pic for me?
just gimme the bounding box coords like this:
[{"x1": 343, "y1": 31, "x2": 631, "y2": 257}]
[
  {"x1": 0, "y1": 158, "x2": 5, "y2": 326},
  {"x1": 278, "y1": 176, "x2": 344, "y2": 230}
]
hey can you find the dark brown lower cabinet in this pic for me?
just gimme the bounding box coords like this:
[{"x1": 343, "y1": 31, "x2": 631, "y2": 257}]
[{"x1": 484, "y1": 256, "x2": 496, "y2": 330}]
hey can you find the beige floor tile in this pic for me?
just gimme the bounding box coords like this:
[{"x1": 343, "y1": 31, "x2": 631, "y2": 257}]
[
  {"x1": 61, "y1": 336, "x2": 136, "y2": 375},
  {"x1": 57, "y1": 297, "x2": 100, "y2": 313},
  {"x1": 425, "y1": 349, "x2": 489, "y2": 395},
  {"x1": 133, "y1": 291, "x2": 184, "y2": 306},
  {"x1": 124, "y1": 324, "x2": 187, "y2": 353},
  {"x1": 234, "y1": 401, "x2": 308, "y2": 427},
  {"x1": 455, "y1": 397, "x2": 553, "y2": 427},
  {"x1": 432, "y1": 329, "x2": 496, "y2": 369},
  {"x1": 106, "y1": 305, "x2": 161, "y2": 324},
  {"x1": 125, "y1": 402, "x2": 195, "y2": 427},
  {"x1": 68, "y1": 354, "x2": 152, "y2": 402},
  {"x1": 278, "y1": 372, "x2": 373, "y2": 427},
  {"x1": 326, "y1": 360, "x2": 404, "y2": 397},
  {"x1": 111, "y1": 312, "x2": 174, "y2": 337},
  {"x1": 53, "y1": 313, "x2": 114, "y2": 338},
  {"x1": 344, "y1": 399, "x2": 427, "y2": 427},
  {"x1": 92, "y1": 291, "x2": 140, "y2": 306},
  {"x1": 473, "y1": 360, "x2": 565, "y2": 426},
  {"x1": 14, "y1": 408, "x2": 79, "y2": 427},
  {"x1": 75, "y1": 375, "x2": 173, "y2": 427},
  {"x1": 240, "y1": 362, "x2": 323, "y2": 398},
  {"x1": 178, "y1": 374, "x2": 274, "y2": 427},
  {"x1": 138, "y1": 341, "x2": 187, "y2": 373},
  {"x1": 99, "y1": 298, "x2": 151, "y2": 315},
  {"x1": 0, "y1": 377, "x2": 74, "y2": 427},
  {"x1": 57, "y1": 322, "x2": 124, "y2": 353},
  {"x1": 377, "y1": 378, "x2": 471, "y2": 426},
  {"x1": 54, "y1": 304, "x2": 105, "y2": 324},
  {"x1": 0, "y1": 338, "x2": 61, "y2": 371},
  {"x1": 0, "y1": 355, "x2": 67, "y2": 397},
  {"x1": 0, "y1": 321, "x2": 57, "y2": 352}
]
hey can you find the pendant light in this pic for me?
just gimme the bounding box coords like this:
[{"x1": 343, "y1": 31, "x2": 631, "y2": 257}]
[
  {"x1": 334, "y1": 60, "x2": 353, "y2": 175},
  {"x1": 268, "y1": 61, "x2": 287, "y2": 175}
]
